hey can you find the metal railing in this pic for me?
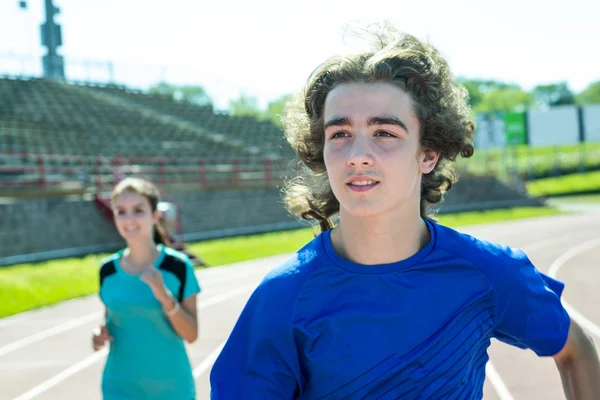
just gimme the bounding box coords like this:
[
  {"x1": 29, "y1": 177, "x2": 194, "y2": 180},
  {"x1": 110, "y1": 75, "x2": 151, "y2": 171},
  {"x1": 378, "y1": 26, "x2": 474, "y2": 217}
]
[{"x1": 0, "y1": 152, "x2": 295, "y2": 192}]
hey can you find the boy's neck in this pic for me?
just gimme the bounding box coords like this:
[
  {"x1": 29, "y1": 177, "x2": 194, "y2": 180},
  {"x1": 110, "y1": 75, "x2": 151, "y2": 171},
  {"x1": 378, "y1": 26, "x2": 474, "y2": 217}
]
[{"x1": 330, "y1": 205, "x2": 430, "y2": 266}]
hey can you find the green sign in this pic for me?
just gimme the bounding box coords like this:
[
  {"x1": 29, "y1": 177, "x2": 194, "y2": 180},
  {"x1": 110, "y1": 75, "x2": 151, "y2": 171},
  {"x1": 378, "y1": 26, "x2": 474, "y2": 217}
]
[{"x1": 502, "y1": 111, "x2": 527, "y2": 146}]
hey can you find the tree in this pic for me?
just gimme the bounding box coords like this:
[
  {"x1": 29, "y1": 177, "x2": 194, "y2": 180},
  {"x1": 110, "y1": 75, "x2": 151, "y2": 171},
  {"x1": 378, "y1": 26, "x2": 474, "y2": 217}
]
[
  {"x1": 458, "y1": 78, "x2": 484, "y2": 110},
  {"x1": 263, "y1": 94, "x2": 291, "y2": 126},
  {"x1": 576, "y1": 81, "x2": 600, "y2": 105},
  {"x1": 475, "y1": 87, "x2": 534, "y2": 113},
  {"x1": 532, "y1": 82, "x2": 576, "y2": 107},
  {"x1": 227, "y1": 93, "x2": 292, "y2": 127},
  {"x1": 458, "y1": 78, "x2": 526, "y2": 112},
  {"x1": 228, "y1": 94, "x2": 261, "y2": 118},
  {"x1": 148, "y1": 82, "x2": 212, "y2": 106}
]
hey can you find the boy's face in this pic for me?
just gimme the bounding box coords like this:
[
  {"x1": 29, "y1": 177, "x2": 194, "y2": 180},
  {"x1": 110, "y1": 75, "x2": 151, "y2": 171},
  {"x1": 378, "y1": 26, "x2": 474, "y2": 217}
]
[{"x1": 322, "y1": 82, "x2": 439, "y2": 219}]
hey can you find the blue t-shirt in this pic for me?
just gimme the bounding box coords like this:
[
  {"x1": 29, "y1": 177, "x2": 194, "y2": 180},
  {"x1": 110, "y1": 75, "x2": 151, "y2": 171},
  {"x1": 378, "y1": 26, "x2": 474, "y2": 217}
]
[
  {"x1": 99, "y1": 244, "x2": 201, "y2": 400},
  {"x1": 209, "y1": 219, "x2": 571, "y2": 399}
]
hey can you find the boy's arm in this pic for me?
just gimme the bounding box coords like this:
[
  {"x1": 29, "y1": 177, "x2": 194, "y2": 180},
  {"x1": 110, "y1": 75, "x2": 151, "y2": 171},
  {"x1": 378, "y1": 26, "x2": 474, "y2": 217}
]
[
  {"x1": 210, "y1": 277, "x2": 301, "y2": 399},
  {"x1": 553, "y1": 318, "x2": 600, "y2": 399}
]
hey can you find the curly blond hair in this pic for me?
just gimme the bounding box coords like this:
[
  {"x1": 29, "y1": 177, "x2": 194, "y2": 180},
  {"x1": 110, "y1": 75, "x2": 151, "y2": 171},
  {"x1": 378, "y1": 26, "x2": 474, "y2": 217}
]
[{"x1": 281, "y1": 23, "x2": 475, "y2": 232}]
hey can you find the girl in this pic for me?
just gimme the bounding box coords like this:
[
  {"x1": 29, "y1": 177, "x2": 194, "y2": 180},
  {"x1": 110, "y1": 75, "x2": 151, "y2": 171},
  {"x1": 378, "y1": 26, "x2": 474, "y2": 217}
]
[
  {"x1": 92, "y1": 177, "x2": 201, "y2": 399},
  {"x1": 209, "y1": 24, "x2": 600, "y2": 399}
]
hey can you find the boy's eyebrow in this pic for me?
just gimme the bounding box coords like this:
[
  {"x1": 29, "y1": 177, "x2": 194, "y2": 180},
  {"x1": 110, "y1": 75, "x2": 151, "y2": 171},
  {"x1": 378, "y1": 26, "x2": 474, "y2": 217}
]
[
  {"x1": 324, "y1": 117, "x2": 352, "y2": 130},
  {"x1": 324, "y1": 116, "x2": 408, "y2": 133},
  {"x1": 369, "y1": 116, "x2": 408, "y2": 133}
]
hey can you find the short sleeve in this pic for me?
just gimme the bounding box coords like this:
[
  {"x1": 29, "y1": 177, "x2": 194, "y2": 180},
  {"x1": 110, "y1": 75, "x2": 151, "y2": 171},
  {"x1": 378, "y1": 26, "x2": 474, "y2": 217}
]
[
  {"x1": 210, "y1": 276, "x2": 301, "y2": 399},
  {"x1": 183, "y1": 259, "x2": 201, "y2": 300},
  {"x1": 490, "y1": 250, "x2": 571, "y2": 357},
  {"x1": 99, "y1": 257, "x2": 117, "y2": 303}
]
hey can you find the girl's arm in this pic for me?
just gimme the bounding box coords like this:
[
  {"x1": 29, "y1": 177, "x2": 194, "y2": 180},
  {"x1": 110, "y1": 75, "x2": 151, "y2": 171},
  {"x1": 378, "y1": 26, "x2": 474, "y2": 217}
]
[{"x1": 161, "y1": 293, "x2": 198, "y2": 343}]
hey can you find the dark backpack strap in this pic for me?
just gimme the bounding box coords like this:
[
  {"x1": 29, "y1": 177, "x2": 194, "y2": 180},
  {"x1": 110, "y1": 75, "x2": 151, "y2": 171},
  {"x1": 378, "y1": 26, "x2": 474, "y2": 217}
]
[
  {"x1": 159, "y1": 257, "x2": 187, "y2": 302},
  {"x1": 99, "y1": 261, "x2": 117, "y2": 293}
]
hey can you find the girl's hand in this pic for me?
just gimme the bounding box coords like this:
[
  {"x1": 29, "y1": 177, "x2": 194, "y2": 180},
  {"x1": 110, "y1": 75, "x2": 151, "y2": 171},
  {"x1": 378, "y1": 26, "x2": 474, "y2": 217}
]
[
  {"x1": 92, "y1": 325, "x2": 113, "y2": 351},
  {"x1": 140, "y1": 267, "x2": 171, "y2": 305}
]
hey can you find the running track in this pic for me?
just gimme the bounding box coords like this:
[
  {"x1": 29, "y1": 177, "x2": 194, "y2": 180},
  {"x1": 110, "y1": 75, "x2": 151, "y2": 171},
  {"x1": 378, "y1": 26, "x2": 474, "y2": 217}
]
[{"x1": 2, "y1": 209, "x2": 600, "y2": 399}]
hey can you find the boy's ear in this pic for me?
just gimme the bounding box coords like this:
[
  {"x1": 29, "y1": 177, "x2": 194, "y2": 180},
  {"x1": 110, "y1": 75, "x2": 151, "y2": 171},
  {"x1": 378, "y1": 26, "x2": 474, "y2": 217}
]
[{"x1": 420, "y1": 149, "x2": 439, "y2": 174}]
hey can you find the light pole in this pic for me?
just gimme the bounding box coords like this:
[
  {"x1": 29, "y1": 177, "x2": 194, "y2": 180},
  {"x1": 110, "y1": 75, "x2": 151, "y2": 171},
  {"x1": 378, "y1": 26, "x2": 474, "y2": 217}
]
[
  {"x1": 40, "y1": 0, "x2": 65, "y2": 80},
  {"x1": 17, "y1": 0, "x2": 65, "y2": 80}
]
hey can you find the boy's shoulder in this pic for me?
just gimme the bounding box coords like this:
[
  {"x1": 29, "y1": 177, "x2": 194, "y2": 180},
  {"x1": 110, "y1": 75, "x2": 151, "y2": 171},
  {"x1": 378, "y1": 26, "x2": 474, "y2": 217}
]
[
  {"x1": 432, "y1": 221, "x2": 529, "y2": 268},
  {"x1": 255, "y1": 232, "x2": 327, "y2": 299}
]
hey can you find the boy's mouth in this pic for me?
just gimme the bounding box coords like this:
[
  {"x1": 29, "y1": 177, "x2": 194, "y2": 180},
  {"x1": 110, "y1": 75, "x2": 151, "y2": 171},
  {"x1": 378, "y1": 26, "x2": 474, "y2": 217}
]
[{"x1": 346, "y1": 177, "x2": 380, "y2": 192}]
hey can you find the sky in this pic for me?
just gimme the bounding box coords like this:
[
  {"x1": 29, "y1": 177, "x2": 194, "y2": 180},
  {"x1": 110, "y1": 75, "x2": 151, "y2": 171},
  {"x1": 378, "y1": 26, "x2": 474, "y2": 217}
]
[{"x1": 0, "y1": 0, "x2": 598, "y2": 110}]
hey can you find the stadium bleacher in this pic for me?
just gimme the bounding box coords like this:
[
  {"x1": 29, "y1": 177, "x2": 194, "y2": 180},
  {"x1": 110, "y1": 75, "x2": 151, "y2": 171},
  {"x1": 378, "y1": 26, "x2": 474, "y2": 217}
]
[
  {"x1": 0, "y1": 75, "x2": 542, "y2": 263},
  {"x1": 0, "y1": 77, "x2": 290, "y2": 159},
  {"x1": 93, "y1": 84, "x2": 293, "y2": 158},
  {"x1": 0, "y1": 76, "x2": 297, "y2": 192}
]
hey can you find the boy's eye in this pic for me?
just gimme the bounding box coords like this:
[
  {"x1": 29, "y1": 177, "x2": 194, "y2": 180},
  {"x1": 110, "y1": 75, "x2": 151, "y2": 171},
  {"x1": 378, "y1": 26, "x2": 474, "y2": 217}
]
[
  {"x1": 375, "y1": 130, "x2": 395, "y2": 137},
  {"x1": 331, "y1": 131, "x2": 349, "y2": 139}
]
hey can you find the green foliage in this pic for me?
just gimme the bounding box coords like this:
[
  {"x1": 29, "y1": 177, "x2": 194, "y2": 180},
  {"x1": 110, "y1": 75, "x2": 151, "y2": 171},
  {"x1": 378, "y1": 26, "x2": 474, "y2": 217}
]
[
  {"x1": 576, "y1": 81, "x2": 600, "y2": 105},
  {"x1": 456, "y1": 78, "x2": 596, "y2": 113},
  {"x1": 475, "y1": 87, "x2": 534, "y2": 113},
  {"x1": 532, "y1": 82, "x2": 576, "y2": 107},
  {"x1": 228, "y1": 94, "x2": 261, "y2": 117},
  {"x1": 147, "y1": 79, "x2": 600, "y2": 127},
  {"x1": 148, "y1": 82, "x2": 212, "y2": 106},
  {"x1": 228, "y1": 93, "x2": 291, "y2": 126}
]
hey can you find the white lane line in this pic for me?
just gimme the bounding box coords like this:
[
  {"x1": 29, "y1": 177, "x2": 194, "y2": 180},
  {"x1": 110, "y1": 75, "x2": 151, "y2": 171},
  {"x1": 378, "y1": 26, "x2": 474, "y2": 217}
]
[
  {"x1": 562, "y1": 303, "x2": 600, "y2": 339},
  {"x1": 0, "y1": 311, "x2": 103, "y2": 357},
  {"x1": 0, "y1": 269, "x2": 257, "y2": 324},
  {"x1": 0, "y1": 314, "x2": 30, "y2": 328},
  {"x1": 0, "y1": 232, "x2": 561, "y2": 356},
  {"x1": 548, "y1": 238, "x2": 600, "y2": 279},
  {"x1": 191, "y1": 284, "x2": 259, "y2": 379},
  {"x1": 484, "y1": 234, "x2": 598, "y2": 400},
  {"x1": 10, "y1": 285, "x2": 256, "y2": 400},
  {"x1": 2, "y1": 224, "x2": 586, "y2": 330},
  {"x1": 547, "y1": 237, "x2": 600, "y2": 339},
  {"x1": 486, "y1": 362, "x2": 516, "y2": 400},
  {"x1": 520, "y1": 236, "x2": 578, "y2": 254},
  {"x1": 9, "y1": 230, "x2": 597, "y2": 399},
  {"x1": 197, "y1": 284, "x2": 256, "y2": 309},
  {"x1": 193, "y1": 342, "x2": 226, "y2": 379},
  {"x1": 201, "y1": 269, "x2": 266, "y2": 286},
  {"x1": 12, "y1": 349, "x2": 108, "y2": 400},
  {"x1": 0, "y1": 270, "x2": 262, "y2": 357},
  {"x1": 1, "y1": 222, "x2": 569, "y2": 327}
]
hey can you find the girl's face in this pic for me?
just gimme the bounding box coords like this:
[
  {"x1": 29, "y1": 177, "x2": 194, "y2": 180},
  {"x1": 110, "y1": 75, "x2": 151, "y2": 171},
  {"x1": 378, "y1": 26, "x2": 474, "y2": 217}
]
[
  {"x1": 322, "y1": 82, "x2": 439, "y2": 220},
  {"x1": 112, "y1": 191, "x2": 159, "y2": 244}
]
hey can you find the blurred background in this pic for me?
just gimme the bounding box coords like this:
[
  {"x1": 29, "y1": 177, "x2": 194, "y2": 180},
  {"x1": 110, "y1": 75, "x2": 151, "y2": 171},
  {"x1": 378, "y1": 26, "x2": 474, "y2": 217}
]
[
  {"x1": 1, "y1": 0, "x2": 599, "y2": 266},
  {"x1": 1, "y1": 1, "x2": 599, "y2": 399}
]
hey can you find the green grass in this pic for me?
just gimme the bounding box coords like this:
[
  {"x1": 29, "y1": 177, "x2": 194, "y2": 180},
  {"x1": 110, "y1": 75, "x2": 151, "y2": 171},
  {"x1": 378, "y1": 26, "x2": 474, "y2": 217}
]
[
  {"x1": 437, "y1": 206, "x2": 563, "y2": 227},
  {"x1": 457, "y1": 143, "x2": 600, "y2": 179},
  {"x1": 0, "y1": 206, "x2": 565, "y2": 319},
  {"x1": 0, "y1": 255, "x2": 104, "y2": 318},
  {"x1": 186, "y1": 228, "x2": 315, "y2": 267},
  {"x1": 526, "y1": 170, "x2": 600, "y2": 197},
  {"x1": 548, "y1": 194, "x2": 600, "y2": 204}
]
